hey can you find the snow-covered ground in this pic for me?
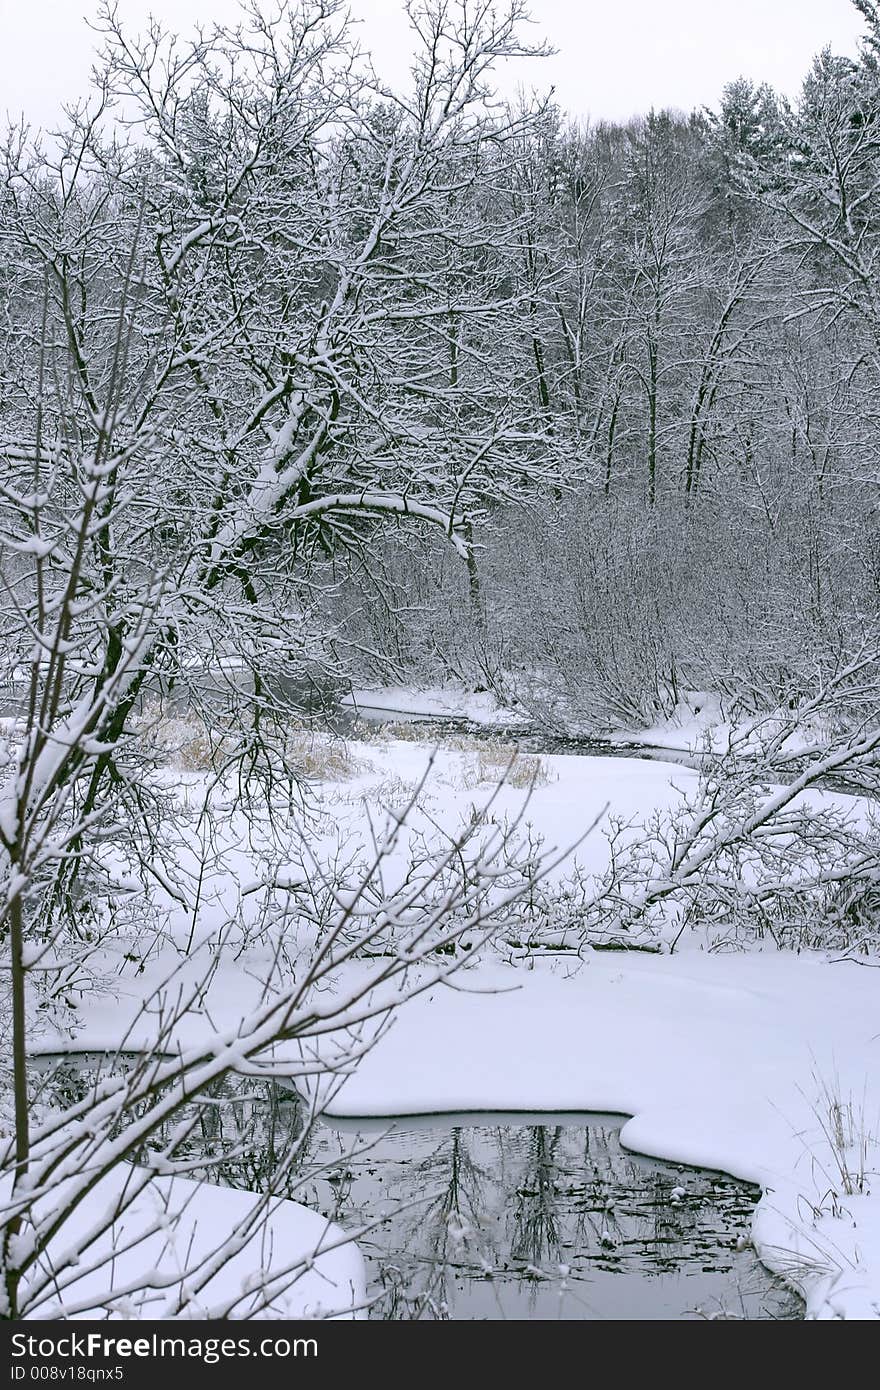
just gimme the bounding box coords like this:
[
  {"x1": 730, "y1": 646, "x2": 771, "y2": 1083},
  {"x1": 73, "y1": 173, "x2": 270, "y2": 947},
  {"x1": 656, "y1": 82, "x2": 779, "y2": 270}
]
[
  {"x1": 315, "y1": 951, "x2": 880, "y2": 1320},
  {"x1": 615, "y1": 688, "x2": 849, "y2": 761},
  {"x1": 339, "y1": 680, "x2": 852, "y2": 767},
  {"x1": 3, "y1": 1166, "x2": 364, "y2": 1320},
  {"x1": 612, "y1": 690, "x2": 728, "y2": 751},
  {"x1": 43, "y1": 942, "x2": 880, "y2": 1317},
  {"x1": 341, "y1": 683, "x2": 526, "y2": 727},
  {"x1": 18, "y1": 730, "x2": 880, "y2": 1320}
]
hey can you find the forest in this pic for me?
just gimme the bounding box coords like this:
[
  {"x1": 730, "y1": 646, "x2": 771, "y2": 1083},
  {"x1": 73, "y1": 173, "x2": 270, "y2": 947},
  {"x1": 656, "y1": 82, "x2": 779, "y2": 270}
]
[{"x1": 2, "y1": 0, "x2": 880, "y2": 1327}]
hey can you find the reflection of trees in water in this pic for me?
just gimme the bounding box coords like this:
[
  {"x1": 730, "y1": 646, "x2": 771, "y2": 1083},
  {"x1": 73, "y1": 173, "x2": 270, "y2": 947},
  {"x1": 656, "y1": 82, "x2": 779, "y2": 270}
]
[
  {"x1": 567, "y1": 1128, "x2": 727, "y2": 1269},
  {"x1": 374, "y1": 1126, "x2": 499, "y2": 1319},
  {"x1": 38, "y1": 1058, "x2": 313, "y2": 1201},
  {"x1": 641, "y1": 1173, "x2": 699, "y2": 1266},
  {"x1": 510, "y1": 1125, "x2": 563, "y2": 1267},
  {"x1": 363, "y1": 1122, "x2": 788, "y2": 1320},
  {"x1": 360, "y1": 1121, "x2": 784, "y2": 1320},
  {"x1": 569, "y1": 1124, "x2": 625, "y2": 1253},
  {"x1": 180, "y1": 1080, "x2": 307, "y2": 1196},
  {"x1": 38, "y1": 1064, "x2": 800, "y2": 1319}
]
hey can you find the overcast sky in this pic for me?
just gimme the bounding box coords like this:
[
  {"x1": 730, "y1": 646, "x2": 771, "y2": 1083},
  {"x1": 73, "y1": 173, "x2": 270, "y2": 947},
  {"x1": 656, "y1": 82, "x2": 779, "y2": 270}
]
[{"x1": 0, "y1": 0, "x2": 866, "y2": 131}]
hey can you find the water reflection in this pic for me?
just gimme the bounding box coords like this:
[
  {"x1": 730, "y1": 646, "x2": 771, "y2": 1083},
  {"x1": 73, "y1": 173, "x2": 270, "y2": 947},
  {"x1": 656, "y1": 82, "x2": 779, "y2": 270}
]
[
  {"x1": 38, "y1": 1060, "x2": 802, "y2": 1321},
  {"x1": 320, "y1": 1115, "x2": 801, "y2": 1320}
]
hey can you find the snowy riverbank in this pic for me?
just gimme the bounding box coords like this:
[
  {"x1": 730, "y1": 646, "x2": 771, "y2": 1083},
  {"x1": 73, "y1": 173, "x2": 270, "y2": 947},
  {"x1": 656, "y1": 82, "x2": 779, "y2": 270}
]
[
  {"x1": 19, "y1": 728, "x2": 878, "y2": 1321},
  {"x1": 42, "y1": 938, "x2": 880, "y2": 1319}
]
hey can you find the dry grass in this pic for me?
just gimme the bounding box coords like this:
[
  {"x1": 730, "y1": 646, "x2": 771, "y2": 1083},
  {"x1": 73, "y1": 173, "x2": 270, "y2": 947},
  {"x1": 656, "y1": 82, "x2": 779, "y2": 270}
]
[
  {"x1": 458, "y1": 741, "x2": 554, "y2": 790},
  {"x1": 139, "y1": 701, "x2": 549, "y2": 789},
  {"x1": 283, "y1": 729, "x2": 359, "y2": 782},
  {"x1": 137, "y1": 707, "x2": 236, "y2": 771},
  {"x1": 137, "y1": 703, "x2": 361, "y2": 782},
  {"x1": 809, "y1": 1072, "x2": 878, "y2": 1200},
  {"x1": 362, "y1": 717, "x2": 446, "y2": 743},
  {"x1": 354, "y1": 721, "x2": 554, "y2": 789},
  {"x1": 369, "y1": 772, "x2": 423, "y2": 806}
]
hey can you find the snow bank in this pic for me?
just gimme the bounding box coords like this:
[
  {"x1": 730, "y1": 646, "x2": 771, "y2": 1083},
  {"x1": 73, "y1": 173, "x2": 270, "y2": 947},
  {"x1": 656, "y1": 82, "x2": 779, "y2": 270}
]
[
  {"x1": 342, "y1": 683, "x2": 526, "y2": 727},
  {"x1": 24, "y1": 738, "x2": 880, "y2": 1320},
  {"x1": 3, "y1": 1166, "x2": 364, "y2": 1320},
  {"x1": 44, "y1": 940, "x2": 880, "y2": 1318},
  {"x1": 618, "y1": 688, "x2": 853, "y2": 761},
  {"x1": 309, "y1": 949, "x2": 880, "y2": 1320}
]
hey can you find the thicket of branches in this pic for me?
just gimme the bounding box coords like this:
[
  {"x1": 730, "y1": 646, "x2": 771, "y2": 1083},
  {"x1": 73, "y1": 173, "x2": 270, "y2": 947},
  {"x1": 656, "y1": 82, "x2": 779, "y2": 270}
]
[
  {"x1": 0, "y1": 0, "x2": 574, "y2": 1319},
  {"x1": 4, "y1": 0, "x2": 880, "y2": 1322},
  {"x1": 334, "y1": 2, "x2": 880, "y2": 730}
]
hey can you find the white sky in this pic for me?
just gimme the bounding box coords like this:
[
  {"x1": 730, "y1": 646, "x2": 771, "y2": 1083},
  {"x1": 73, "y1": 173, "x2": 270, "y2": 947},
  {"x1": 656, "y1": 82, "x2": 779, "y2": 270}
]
[{"x1": 0, "y1": 0, "x2": 866, "y2": 131}]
